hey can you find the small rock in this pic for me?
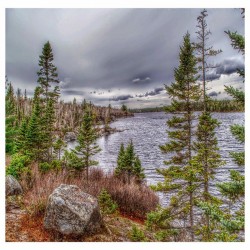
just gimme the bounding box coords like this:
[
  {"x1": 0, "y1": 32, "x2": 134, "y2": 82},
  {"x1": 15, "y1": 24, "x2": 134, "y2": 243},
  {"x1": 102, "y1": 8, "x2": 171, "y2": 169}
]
[
  {"x1": 5, "y1": 175, "x2": 23, "y2": 197},
  {"x1": 44, "y1": 184, "x2": 103, "y2": 236},
  {"x1": 64, "y1": 132, "x2": 76, "y2": 142}
]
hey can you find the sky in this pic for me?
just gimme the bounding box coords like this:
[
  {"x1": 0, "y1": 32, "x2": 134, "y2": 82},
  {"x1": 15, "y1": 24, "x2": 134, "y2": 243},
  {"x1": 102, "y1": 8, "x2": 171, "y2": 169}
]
[{"x1": 6, "y1": 8, "x2": 245, "y2": 108}]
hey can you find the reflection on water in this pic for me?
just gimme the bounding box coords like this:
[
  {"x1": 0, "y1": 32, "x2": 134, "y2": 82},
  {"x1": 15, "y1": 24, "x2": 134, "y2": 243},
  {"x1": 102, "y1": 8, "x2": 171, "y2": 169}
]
[{"x1": 67, "y1": 112, "x2": 244, "y2": 206}]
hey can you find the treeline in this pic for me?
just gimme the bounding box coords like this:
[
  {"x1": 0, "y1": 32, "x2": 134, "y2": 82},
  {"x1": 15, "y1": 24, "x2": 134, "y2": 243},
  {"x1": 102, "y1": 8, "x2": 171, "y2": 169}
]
[
  {"x1": 130, "y1": 99, "x2": 244, "y2": 113},
  {"x1": 6, "y1": 82, "x2": 132, "y2": 140}
]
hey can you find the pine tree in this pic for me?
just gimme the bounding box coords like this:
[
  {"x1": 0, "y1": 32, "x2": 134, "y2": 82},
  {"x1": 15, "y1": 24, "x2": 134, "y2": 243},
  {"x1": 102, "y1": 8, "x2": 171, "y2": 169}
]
[
  {"x1": 192, "y1": 9, "x2": 224, "y2": 240},
  {"x1": 43, "y1": 98, "x2": 56, "y2": 162},
  {"x1": 115, "y1": 140, "x2": 145, "y2": 184},
  {"x1": 71, "y1": 107, "x2": 101, "y2": 180},
  {"x1": 37, "y1": 41, "x2": 59, "y2": 102},
  {"x1": 26, "y1": 87, "x2": 44, "y2": 161},
  {"x1": 14, "y1": 117, "x2": 29, "y2": 154},
  {"x1": 197, "y1": 9, "x2": 245, "y2": 241},
  {"x1": 5, "y1": 78, "x2": 18, "y2": 154},
  {"x1": 53, "y1": 137, "x2": 66, "y2": 160},
  {"x1": 218, "y1": 9, "x2": 245, "y2": 235},
  {"x1": 36, "y1": 41, "x2": 60, "y2": 163},
  {"x1": 151, "y1": 33, "x2": 200, "y2": 241}
]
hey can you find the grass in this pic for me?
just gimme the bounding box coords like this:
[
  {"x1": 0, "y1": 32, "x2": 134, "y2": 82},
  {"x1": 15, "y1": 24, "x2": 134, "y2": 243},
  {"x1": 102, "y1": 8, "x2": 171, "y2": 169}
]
[{"x1": 20, "y1": 164, "x2": 159, "y2": 220}]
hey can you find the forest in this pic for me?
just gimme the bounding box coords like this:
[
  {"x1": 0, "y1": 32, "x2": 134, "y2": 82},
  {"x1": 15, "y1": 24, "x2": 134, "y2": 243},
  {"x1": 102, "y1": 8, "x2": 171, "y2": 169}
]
[
  {"x1": 5, "y1": 9, "x2": 244, "y2": 242},
  {"x1": 130, "y1": 99, "x2": 244, "y2": 113}
]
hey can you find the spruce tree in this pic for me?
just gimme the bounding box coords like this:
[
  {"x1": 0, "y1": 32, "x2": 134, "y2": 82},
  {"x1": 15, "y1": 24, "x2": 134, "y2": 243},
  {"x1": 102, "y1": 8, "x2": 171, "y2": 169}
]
[
  {"x1": 36, "y1": 41, "x2": 60, "y2": 163},
  {"x1": 37, "y1": 41, "x2": 59, "y2": 102},
  {"x1": 151, "y1": 33, "x2": 200, "y2": 241},
  {"x1": 218, "y1": 9, "x2": 245, "y2": 236},
  {"x1": 26, "y1": 87, "x2": 44, "y2": 161},
  {"x1": 115, "y1": 140, "x2": 145, "y2": 184},
  {"x1": 192, "y1": 9, "x2": 224, "y2": 240},
  {"x1": 14, "y1": 117, "x2": 29, "y2": 154},
  {"x1": 5, "y1": 78, "x2": 18, "y2": 154},
  {"x1": 43, "y1": 98, "x2": 56, "y2": 162},
  {"x1": 53, "y1": 137, "x2": 66, "y2": 160},
  {"x1": 71, "y1": 107, "x2": 101, "y2": 180},
  {"x1": 197, "y1": 9, "x2": 245, "y2": 241}
]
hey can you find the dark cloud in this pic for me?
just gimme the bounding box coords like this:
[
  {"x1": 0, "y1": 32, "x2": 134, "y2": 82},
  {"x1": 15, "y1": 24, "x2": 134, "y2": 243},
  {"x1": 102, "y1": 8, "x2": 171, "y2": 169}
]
[
  {"x1": 206, "y1": 57, "x2": 244, "y2": 81},
  {"x1": 112, "y1": 94, "x2": 133, "y2": 101},
  {"x1": 61, "y1": 89, "x2": 85, "y2": 96},
  {"x1": 137, "y1": 87, "x2": 164, "y2": 97},
  {"x1": 208, "y1": 91, "x2": 218, "y2": 97},
  {"x1": 216, "y1": 58, "x2": 244, "y2": 75},
  {"x1": 6, "y1": 8, "x2": 244, "y2": 107}
]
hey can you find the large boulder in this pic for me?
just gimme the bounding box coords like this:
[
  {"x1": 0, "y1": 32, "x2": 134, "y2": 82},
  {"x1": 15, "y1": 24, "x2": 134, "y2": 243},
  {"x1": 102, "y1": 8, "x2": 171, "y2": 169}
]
[
  {"x1": 64, "y1": 132, "x2": 76, "y2": 142},
  {"x1": 44, "y1": 184, "x2": 103, "y2": 236},
  {"x1": 5, "y1": 175, "x2": 23, "y2": 197}
]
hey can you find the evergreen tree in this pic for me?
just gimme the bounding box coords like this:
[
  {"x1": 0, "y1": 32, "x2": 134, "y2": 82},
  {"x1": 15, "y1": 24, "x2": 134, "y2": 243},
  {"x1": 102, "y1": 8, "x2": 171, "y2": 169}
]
[
  {"x1": 35, "y1": 41, "x2": 60, "y2": 163},
  {"x1": 151, "y1": 33, "x2": 200, "y2": 241},
  {"x1": 5, "y1": 78, "x2": 18, "y2": 154},
  {"x1": 53, "y1": 137, "x2": 66, "y2": 160},
  {"x1": 115, "y1": 141, "x2": 145, "y2": 184},
  {"x1": 43, "y1": 98, "x2": 56, "y2": 162},
  {"x1": 192, "y1": 9, "x2": 224, "y2": 240},
  {"x1": 14, "y1": 117, "x2": 29, "y2": 154},
  {"x1": 121, "y1": 104, "x2": 128, "y2": 113},
  {"x1": 197, "y1": 9, "x2": 245, "y2": 241},
  {"x1": 37, "y1": 41, "x2": 59, "y2": 102},
  {"x1": 70, "y1": 107, "x2": 101, "y2": 180},
  {"x1": 26, "y1": 87, "x2": 44, "y2": 161}
]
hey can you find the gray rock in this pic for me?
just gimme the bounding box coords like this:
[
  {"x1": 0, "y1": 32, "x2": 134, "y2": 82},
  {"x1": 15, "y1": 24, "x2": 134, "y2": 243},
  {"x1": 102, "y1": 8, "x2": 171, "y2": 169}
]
[
  {"x1": 64, "y1": 132, "x2": 76, "y2": 142},
  {"x1": 44, "y1": 184, "x2": 103, "y2": 236},
  {"x1": 5, "y1": 175, "x2": 23, "y2": 196}
]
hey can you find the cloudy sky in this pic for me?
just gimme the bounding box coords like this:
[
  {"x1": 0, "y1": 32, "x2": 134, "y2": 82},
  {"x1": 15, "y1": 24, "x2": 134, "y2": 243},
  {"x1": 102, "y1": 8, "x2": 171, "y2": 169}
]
[{"x1": 6, "y1": 8, "x2": 244, "y2": 108}]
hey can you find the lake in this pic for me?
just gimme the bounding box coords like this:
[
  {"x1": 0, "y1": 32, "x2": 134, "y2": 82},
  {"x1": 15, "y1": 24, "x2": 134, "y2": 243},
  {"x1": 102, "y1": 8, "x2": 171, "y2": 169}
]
[{"x1": 67, "y1": 111, "x2": 244, "y2": 206}]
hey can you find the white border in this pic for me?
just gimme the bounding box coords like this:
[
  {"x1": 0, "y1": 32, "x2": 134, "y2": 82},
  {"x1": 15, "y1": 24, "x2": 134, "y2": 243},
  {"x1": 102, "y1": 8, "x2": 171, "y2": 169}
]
[{"x1": 0, "y1": 1, "x2": 248, "y2": 250}]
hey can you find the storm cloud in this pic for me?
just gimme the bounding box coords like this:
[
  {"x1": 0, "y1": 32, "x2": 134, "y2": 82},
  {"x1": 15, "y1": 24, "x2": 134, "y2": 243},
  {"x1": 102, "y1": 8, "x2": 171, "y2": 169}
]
[
  {"x1": 112, "y1": 94, "x2": 133, "y2": 101},
  {"x1": 136, "y1": 87, "x2": 164, "y2": 98},
  {"x1": 6, "y1": 8, "x2": 244, "y2": 107},
  {"x1": 208, "y1": 91, "x2": 219, "y2": 97},
  {"x1": 206, "y1": 57, "x2": 244, "y2": 81}
]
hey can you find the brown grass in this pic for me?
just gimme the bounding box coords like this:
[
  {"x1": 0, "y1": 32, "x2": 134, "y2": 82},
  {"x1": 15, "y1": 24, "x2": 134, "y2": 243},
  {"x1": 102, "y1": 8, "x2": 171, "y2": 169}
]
[
  {"x1": 5, "y1": 155, "x2": 11, "y2": 167},
  {"x1": 21, "y1": 164, "x2": 159, "y2": 220}
]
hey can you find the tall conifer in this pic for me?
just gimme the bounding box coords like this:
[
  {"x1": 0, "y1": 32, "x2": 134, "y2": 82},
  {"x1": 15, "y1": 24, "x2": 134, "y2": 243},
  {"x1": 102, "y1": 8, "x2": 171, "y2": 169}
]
[
  {"x1": 37, "y1": 41, "x2": 59, "y2": 101},
  {"x1": 192, "y1": 9, "x2": 224, "y2": 240},
  {"x1": 152, "y1": 33, "x2": 200, "y2": 241},
  {"x1": 71, "y1": 107, "x2": 101, "y2": 180}
]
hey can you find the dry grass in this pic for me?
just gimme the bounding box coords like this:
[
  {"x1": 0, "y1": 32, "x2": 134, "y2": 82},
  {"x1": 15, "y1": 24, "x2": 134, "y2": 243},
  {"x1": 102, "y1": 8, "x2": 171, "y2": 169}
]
[
  {"x1": 5, "y1": 155, "x2": 11, "y2": 168},
  {"x1": 21, "y1": 164, "x2": 159, "y2": 220}
]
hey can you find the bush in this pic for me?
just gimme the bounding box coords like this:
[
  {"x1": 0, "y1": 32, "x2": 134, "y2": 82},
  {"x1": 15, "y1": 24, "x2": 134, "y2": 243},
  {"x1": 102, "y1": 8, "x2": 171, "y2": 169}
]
[
  {"x1": 129, "y1": 225, "x2": 148, "y2": 242},
  {"x1": 62, "y1": 150, "x2": 83, "y2": 171},
  {"x1": 154, "y1": 229, "x2": 179, "y2": 242},
  {"x1": 39, "y1": 162, "x2": 51, "y2": 173},
  {"x1": 50, "y1": 159, "x2": 62, "y2": 171},
  {"x1": 6, "y1": 153, "x2": 31, "y2": 179},
  {"x1": 98, "y1": 189, "x2": 118, "y2": 215},
  {"x1": 22, "y1": 166, "x2": 159, "y2": 220}
]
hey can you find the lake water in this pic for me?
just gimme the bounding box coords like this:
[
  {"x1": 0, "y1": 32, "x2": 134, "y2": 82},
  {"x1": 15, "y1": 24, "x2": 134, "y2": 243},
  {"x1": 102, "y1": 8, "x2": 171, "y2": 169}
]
[{"x1": 67, "y1": 112, "x2": 244, "y2": 206}]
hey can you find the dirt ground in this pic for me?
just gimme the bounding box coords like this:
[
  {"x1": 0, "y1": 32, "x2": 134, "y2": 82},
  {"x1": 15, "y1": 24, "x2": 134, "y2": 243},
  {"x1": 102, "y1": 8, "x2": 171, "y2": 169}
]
[{"x1": 5, "y1": 198, "x2": 153, "y2": 242}]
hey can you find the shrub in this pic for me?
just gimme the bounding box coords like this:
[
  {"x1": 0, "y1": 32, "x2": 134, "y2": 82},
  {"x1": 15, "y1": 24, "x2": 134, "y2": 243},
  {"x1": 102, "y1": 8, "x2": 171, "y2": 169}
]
[
  {"x1": 22, "y1": 165, "x2": 159, "y2": 219},
  {"x1": 50, "y1": 159, "x2": 62, "y2": 172},
  {"x1": 154, "y1": 229, "x2": 179, "y2": 242},
  {"x1": 39, "y1": 162, "x2": 51, "y2": 173},
  {"x1": 6, "y1": 153, "x2": 31, "y2": 179},
  {"x1": 62, "y1": 150, "x2": 83, "y2": 171},
  {"x1": 98, "y1": 189, "x2": 118, "y2": 215},
  {"x1": 129, "y1": 225, "x2": 148, "y2": 242}
]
